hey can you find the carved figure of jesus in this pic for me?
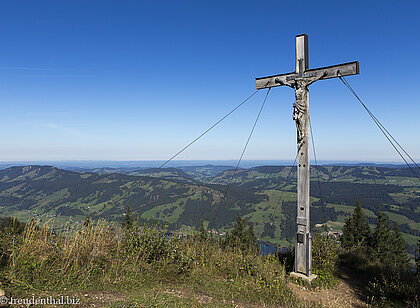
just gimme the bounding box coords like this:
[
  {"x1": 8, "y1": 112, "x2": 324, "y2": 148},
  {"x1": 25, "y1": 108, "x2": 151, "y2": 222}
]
[
  {"x1": 276, "y1": 73, "x2": 326, "y2": 150},
  {"x1": 292, "y1": 79, "x2": 308, "y2": 149}
]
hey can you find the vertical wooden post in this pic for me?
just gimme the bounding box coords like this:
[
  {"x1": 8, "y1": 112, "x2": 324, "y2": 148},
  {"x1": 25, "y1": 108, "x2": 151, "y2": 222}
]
[
  {"x1": 255, "y1": 34, "x2": 359, "y2": 280},
  {"x1": 296, "y1": 34, "x2": 308, "y2": 74},
  {"x1": 294, "y1": 34, "x2": 312, "y2": 276}
]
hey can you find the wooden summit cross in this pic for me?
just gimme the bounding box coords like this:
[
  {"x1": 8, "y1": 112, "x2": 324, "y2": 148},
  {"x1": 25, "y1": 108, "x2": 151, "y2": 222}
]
[{"x1": 256, "y1": 34, "x2": 359, "y2": 279}]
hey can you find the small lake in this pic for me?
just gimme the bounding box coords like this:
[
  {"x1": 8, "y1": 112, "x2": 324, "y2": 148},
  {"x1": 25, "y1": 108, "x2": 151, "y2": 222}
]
[{"x1": 259, "y1": 241, "x2": 290, "y2": 256}]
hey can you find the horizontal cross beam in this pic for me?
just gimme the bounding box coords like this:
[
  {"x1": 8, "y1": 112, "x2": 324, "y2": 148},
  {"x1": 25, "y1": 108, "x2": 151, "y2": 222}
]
[{"x1": 256, "y1": 61, "x2": 359, "y2": 89}]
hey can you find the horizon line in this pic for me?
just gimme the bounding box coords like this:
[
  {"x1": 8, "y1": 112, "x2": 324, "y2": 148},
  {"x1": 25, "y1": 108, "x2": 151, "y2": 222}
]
[{"x1": 0, "y1": 159, "x2": 412, "y2": 165}]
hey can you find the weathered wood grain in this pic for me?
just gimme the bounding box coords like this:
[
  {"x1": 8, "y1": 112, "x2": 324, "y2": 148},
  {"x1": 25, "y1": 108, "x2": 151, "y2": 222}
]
[{"x1": 255, "y1": 61, "x2": 359, "y2": 89}]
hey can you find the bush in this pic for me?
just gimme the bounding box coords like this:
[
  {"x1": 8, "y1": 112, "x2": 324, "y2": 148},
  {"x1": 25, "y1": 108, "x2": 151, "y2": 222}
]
[
  {"x1": 340, "y1": 204, "x2": 417, "y2": 305},
  {"x1": 1, "y1": 217, "x2": 305, "y2": 307},
  {"x1": 183, "y1": 237, "x2": 298, "y2": 306},
  {"x1": 224, "y1": 215, "x2": 259, "y2": 253},
  {"x1": 121, "y1": 219, "x2": 191, "y2": 275},
  {"x1": 312, "y1": 233, "x2": 339, "y2": 288},
  {"x1": 8, "y1": 219, "x2": 118, "y2": 289},
  {"x1": 366, "y1": 268, "x2": 420, "y2": 306},
  {"x1": 0, "y1": 217, "x2": 25, "y2": 267},
  {"x1": 276, "y1": 246, "x2": 294, "y2": 273},
  {"x1": 340, "y1": 243, "x2": 420, "y2": 306}
]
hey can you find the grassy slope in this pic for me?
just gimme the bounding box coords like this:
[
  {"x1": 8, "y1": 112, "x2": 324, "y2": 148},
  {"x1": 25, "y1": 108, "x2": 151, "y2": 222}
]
[{"x1": 2, "y1": 220, "x2": 306, "y2": 308}]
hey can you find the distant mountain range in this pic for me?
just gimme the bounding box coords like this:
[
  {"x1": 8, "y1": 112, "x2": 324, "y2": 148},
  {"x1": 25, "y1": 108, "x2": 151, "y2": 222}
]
[
  {"x1": 0, "y1": 160, "x2": 411, "y2": 171},
  {"x1": 0, "y1": 164, "x2": 418, "y2": 253}
]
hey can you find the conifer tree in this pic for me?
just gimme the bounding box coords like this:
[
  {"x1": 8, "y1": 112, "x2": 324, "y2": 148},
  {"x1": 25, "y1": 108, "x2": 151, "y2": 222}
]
[
  {"x1": 370, "y1": 206, "x2": 411, "y2": 271},
  {"x1": 121, "y1": 204, "x2": 133, "y2": 230},
  {"x1": 372, "y1": 205, "x2": 391, "y2": 261},
  {"x1": 198, "y1": 218, "x2": 208, "y2": 242},
  {"x1": 341, "y1": 200, "x2": 370, "y2": 249},
  {"x1": 83, "y1": 214, "x2": 92, "y2": 228},
  {"x1": 341, "y1": 215, "x2": 354, "y2": 249},
  {"x1": 352, "y1": 200, "x2": 371, "y2": 245},
  {"x1": 230, "y1": 215, "x2": 246, "y2": 242},
  {"x1": 226, "y1": 215, "x2": 258, "y2": 252},
  {"x1": 389, "y1": 225, "x2": 409, "y2": 270},
  {"x1": 246, "y1": 223, "x2": 258, "y2": 251}
]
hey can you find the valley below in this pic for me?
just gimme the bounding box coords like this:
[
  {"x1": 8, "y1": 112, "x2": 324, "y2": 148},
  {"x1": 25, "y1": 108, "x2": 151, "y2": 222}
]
[{"x1": 0, "y1": 163, "x2": 418, "y2": 255}]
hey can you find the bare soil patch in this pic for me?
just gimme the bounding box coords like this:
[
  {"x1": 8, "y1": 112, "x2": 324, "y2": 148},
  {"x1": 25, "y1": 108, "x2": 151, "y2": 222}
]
[{"x1": 288, "y1": 267, "x2": 368, "y2": 308}]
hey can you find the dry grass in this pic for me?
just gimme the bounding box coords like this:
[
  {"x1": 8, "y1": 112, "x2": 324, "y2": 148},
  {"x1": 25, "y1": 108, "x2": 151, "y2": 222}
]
[
  {"x1": 8, "y1": 219, "x2": 122, "y2": 290},
  {"x1": 2, "y1": 219, "x2": 309, "y2": 306}
]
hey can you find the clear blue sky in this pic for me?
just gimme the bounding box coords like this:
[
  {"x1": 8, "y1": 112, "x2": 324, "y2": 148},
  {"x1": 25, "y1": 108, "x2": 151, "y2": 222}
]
[{"x1": 0, "y1": 0, "x2": 419, "y2": 163}]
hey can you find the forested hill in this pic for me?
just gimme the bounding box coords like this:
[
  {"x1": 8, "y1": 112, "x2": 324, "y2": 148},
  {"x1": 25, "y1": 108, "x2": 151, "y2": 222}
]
[
  {"x1": 0, "y1": 165, "x2": 265, "y2": 229},
  {"x1": 0, "y1": 164, "x2": 418, "y2": 253},
  {"x1": 211, "y1": 165, "x2": 419, "y2": 250}
]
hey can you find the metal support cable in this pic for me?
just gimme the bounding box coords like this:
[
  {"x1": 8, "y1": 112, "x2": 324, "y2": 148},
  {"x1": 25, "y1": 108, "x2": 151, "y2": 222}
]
[
  {"x1": 222, "y1": 88, "x2": 271, "y2": 199},
  {"x1": 309, "y1": 116, "x2": 328, "y2": 229},
  {"x1": 89, "y1": 88, "x2": 264, "y2": 220},
  {"x1": 209, "y1": 87, "x2": 271, "y2": 227},
  {"x1": 338, "y1": 74, "x2": 420, "y2": 181},
  {"x1": 145, "y1": 89, "x2": 263, "y2": 179},
  {"x1": 269, "y1": 152, "x2": 299, "y2": 224}
]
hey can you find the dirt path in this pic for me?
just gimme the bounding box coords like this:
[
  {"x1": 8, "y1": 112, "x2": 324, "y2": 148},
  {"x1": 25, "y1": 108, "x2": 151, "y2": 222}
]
[
  {"x1": 30, "y1": 267, "x2": 369, "y2": 307},
  {"x1": 73, "y1": 279, "x2": 368, "y2": 308},
  {"x1": 288, "y1": 267, "x2": 368, "y2": 308}
]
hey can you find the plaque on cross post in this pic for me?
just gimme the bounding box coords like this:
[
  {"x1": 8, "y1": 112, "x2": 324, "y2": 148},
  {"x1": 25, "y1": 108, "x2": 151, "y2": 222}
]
[{"x1": 256, "y1": 34, "x2": 359, "y2": 280}]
